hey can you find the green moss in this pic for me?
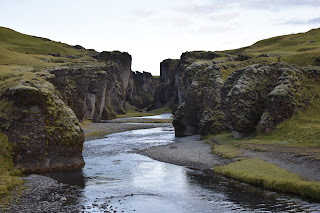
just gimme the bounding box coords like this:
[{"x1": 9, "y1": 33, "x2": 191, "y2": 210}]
[
  {"x1": 215, "y1": 159, "x2": 320, "y2": 200},
  {"x1": 0, "y1": 132, "x2": 23, "y2": 198}
]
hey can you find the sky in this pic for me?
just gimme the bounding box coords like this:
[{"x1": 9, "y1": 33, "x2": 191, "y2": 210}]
[{"x1": 1, "y1": 0, "x2": 320, "y2": 75}]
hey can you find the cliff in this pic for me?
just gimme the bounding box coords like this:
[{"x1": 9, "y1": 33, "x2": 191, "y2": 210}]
[
  {"x1": 0, "y1": 67, "x2": 84, "y2": 172},
  {"x1": 127, "y1": 71, "x2": 158, "y2": 109},
  {"x1": 0, "y1": 27, "x2": 157, "y2": 173},
  {"x1": 152, "y1": 59, "x2": 179, "y2": 110},
  {"x1": 157, "y1": 28, "x2": 320, "y2": 142}
]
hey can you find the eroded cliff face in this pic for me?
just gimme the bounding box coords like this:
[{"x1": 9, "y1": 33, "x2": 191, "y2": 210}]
[
  {"x1": 176, "y1": 51, "x2": 220, "y2": 105},
  {"x1": 160, "y1": 51, "x2": 320, "y2": 138},
  {"x1": 127, "y1": 71, "x2": 158, "y2": 109},
  {"x1": 94, "y1": 51, "x2": 132, "y2": 90},
  {"x1": 0, "y1": 28, "x2": 160, "y2": 173},
  {"x1": 48, "y1": 51, "x2": 158, "y2": 122},
  {"x1": 173, "y1": 64, "x2": 227, "y2": 137},
  {"x1": 48, "y1": 63, "x2": 125, "y2": 122},
  {"x1": 0, "y1": 51, "x2": 158, "y2": 172},
  {"x1": 0, "y1": 75, "x2": 84, "y2": 172},
  {"x1": 153, "y1": 59, "x2": 180, "y2": 109}
]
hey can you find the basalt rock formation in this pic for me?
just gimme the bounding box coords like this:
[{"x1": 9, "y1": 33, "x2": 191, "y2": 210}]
[
  {"x1": 0, "y1": 74, "x2": 84, "y2": 172},
  {"x1": 0, "y1": 27, "x2": 158, "y2": 172},
  {"x1": 127, "y1": 71, "x2": 158, "y2": 109},
  {"x1": 153, "y1": 52, "x2": 220, "y2": 114},
  {"x1": 176, "y1": 51, "x2": 220, "y2": 105},
  {"x1": 152, "y1": 59, "x2": 180, "y2": 110},
  {"x1": 161, "y1": 50, "x2": 320, "y2": 138},
  {"x1": 174, "y1": 64, "x2": 227, "y2": 137},
  {"x1": 48, "y1": 63, "x2": 126, "y2": 122}
]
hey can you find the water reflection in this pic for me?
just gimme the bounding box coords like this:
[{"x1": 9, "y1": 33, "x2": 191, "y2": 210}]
[
  {"x1": 41, "y1": 169, "x2": 85, "y2": 187},
  {"x1": 42, "y1": 126, "x2": 320, "y2": 212},
  {"x1": 186, "y1": 169, "x2": 318, "y2": 212}
]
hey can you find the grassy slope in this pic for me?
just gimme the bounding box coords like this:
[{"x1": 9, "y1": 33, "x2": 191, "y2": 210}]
[
  {"x1": 0, "y1": 27, "x2": 93, "y2": 70},
  {"x1": 215, "y1": 28, "x2": 320, "y2": 80}
]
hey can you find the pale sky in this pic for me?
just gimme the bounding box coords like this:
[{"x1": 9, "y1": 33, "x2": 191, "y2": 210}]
[{"x1": 1, "y1": 0, "x2": 320, "y2": 75}]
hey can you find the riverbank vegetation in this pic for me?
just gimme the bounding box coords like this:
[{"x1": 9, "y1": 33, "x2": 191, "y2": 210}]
[
  {"x1": 215, "y1": 159, "x2": 320, "y2": 200},
  {"x1": 0, "y1": 132, "x2": 23, "y2": 198}
]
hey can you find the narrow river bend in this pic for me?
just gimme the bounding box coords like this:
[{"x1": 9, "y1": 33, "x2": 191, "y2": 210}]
[{"x1": 45, "y1": 115, "x2": 320, "y2": 212}]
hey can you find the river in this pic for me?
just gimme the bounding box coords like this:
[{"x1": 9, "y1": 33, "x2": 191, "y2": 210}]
[{"x1": 44, "y1": 114, "x2": 320, "y2": 212}]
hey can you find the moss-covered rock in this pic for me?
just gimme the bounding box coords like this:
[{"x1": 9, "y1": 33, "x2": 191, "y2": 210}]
[
  {"x1": 223, "y1": 63, "x2": 285, "y2": 138},
  {"x1": 172, "y1": 103, "x2": 188, "y2": 137},
  {"x1": 184, "y1": 65, "x2": 227, "y2": 136},
  {"x1": 222, "y1": 63, "x2": 320, "y2": 138},
  {"x1": 172, "y1": 64, "x2": 227, "y2": 136},
  {"x1": 1, "y1": 77, "x2": 84, "y2": 172}
]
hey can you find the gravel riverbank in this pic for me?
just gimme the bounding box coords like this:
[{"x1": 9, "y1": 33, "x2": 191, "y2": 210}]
[
  {"x1": 138, "y1": 135, "x2": 228, "y2": 170},
  {"x1": 2, "y1": 175, "x2": 81, "y2": 213}
]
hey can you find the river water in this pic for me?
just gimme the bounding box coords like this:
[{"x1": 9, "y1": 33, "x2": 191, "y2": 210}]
[{"x1": 45, "y1": 115, "x2": 320, "y2": 212}]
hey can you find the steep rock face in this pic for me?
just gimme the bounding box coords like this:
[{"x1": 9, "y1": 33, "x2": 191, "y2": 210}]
[
  {"x1": 172, "y1": 103, "x2": 188, "y2": 137},
  {"x1": 176, "y1": 51, "x2": 220, "y2": 105},
  {"x1": 173, "y1": 65, "x2": 227, "y2": 136},
  {"x1": 222, "y1": 63, "x2": 320, "y2": 138},
  {"x1": 0, "y1": 77, "x2": 84, "y2": 172},
  {"x1": 48, "y1": 63, "x2": 126, "y2": 122},
  {"x1": 222, "y1": 64, "x2": 283, "y2": 138},
  {"x1": 153, "y1": 59, "x2": 180, "y2": 109},
  {"x1": 127, "y1": 71, "x2": 158, "y2": 109},
  {"x1": 95, "y1": 51, "x2": 132, "y2": 90}
]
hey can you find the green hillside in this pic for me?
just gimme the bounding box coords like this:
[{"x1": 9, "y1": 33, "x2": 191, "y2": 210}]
[
  {"x1": 215, "y1": 28, "x2": 320, "y2": 80},
  {"x1": 0, "y1": 27, "x2": 96, "y2": 70}
]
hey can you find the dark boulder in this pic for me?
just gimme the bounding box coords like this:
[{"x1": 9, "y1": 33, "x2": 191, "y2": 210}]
[{"x1": 1, "y1": 79, "x2": 84, "y2": 172}]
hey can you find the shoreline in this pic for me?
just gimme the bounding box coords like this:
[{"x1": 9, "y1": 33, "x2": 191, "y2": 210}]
[
  {"x1": 137, "y1": 135, "x2": 229, "y2": 170},
  {"x1": 83, "y1": 120, "x2": 172, "y2": 141},
  {"x1": 4, "y1": 115, "x2": 320, "y2": 210}
]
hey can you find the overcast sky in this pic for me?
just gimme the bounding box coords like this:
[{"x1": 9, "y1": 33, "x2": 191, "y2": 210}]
[{"x1": 1, "y1": 0, "x2": 320, "y2": 75}]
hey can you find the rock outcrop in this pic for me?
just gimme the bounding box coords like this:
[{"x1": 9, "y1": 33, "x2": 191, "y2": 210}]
[
  {"x1": 153, "y1": 59, "x2": 180, "y2": 109},
  {"x1": 48, "y1": 51, "x2": 159, "y2": 122},
  {"x1": 127, "y1": 71, "x2": 158, "y2": 109},
  {"x1": 222, "y1": 64, "x2": 283, "y2": 138},
  {"x1": 176, "y1": 51, "x2": 220, "y2": 105},
  {"x1": 0, "y1": 76, "x2": 84, "y2": 172},
  {"x1": 168, "y1": 53, "x2": 320, "y2": 138},
  {"x1": 48, "y1": 63, "x2": 126, "y2": 122},
  {"x1": 94, "y1": 51, "x2": 132, "y2": 90},
  {"x1": 222, "y1": 63, "x2": 320, "y2": 138},
  {"x1": 173, "y1": 65, "x2": 227, "y2": 136},
  {"x1": 0, "y1": 28, "x2": 160, "y2": 173}
]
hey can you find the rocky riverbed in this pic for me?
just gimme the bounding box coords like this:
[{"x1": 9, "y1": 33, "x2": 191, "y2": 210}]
[{"x1": 2, "y1": 175, "x2": 81, "y2": 213}]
